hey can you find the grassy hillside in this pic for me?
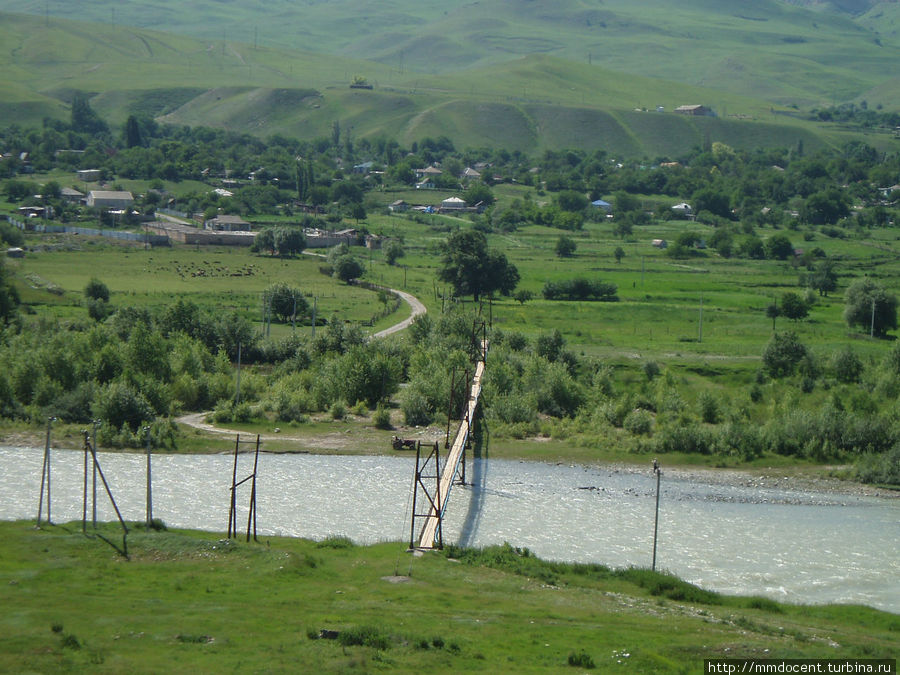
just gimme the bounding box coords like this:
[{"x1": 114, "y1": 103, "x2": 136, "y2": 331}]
[
  {"x1": 0, "y1": 521, "x2": 895, "y2": 673},
  {"x1": 1, "y1": 11, "x2": 898, "y2": 158},
  {"x1": 4, "y1": 0, "x2": 900, "y2": 108}
]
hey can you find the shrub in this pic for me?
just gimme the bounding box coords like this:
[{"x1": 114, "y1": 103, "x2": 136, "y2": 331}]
[
  {"x1": 401, "y1": 388, "x2": 433, "y2": 426},
  {"x1": 372, "y1": 405, "x2": 392, "y2": 429},
  {"x1": 854, "y1": 445, "x2": 900, "y2": 485},
  {"x1": 338, "y1": 626, "x2": 391, "y2": 650},
  {"x1": 762, "y1": 331, "x2": 808, "y2": 378},
  {"x1": 643, "y1": 360, "x2": 661, "y2": 381},
  {"x1": 832, "y1": 346, "x2": 863, "y2": 383},
  {"x1": 542, "y1": 278, "x2": 618, "y2": 301},
  {"x1": 623, "y1": 408, "x2": 653, "y2": 435},
  {"x1": 330, "y1": 401, "x2": 346, "y2": 420},
  {"x1": 698, "y1": 392, "x2": 720, "y2": 424},
  {"x1": 567, "y1": 651, "x2": 595, "y2": 669},
  {"x1": 655, "y1": 423, "x2": 713, "y2": 454}
]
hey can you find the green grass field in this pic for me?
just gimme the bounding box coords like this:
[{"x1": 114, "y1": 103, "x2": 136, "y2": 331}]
[{"x1": 0, "y1": 521, "x2": 895, "y2": 673}]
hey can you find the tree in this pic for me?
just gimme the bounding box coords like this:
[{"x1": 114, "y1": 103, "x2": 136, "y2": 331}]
[
  {"x1": 762, "y1": 331, "x2": 808, "y2": 378},
  {"x1": 614, "y1": 246, "x2": 625, "y2": 263},
  {"x1": 334, "y1": 255, "x2": 365, "y2": 283},
  {"x1": 807, "y1": 259, "x2": 837, "y2": 297},
  {"x1": 612, "y1": 218, "x2": 632, "y2": 239},
  {"x1": 801, "y1": 188, "x2": 850, "y2": 225},
  {"x1": 252, "y1": 228, "x2": 276, "y2": 255},
  {"x1": 273, "y1": 227, "x2": 306, "y2": 257},
  {"x1": 613, "y1": 190, "x2": 640, "y2": 213},
  {"x1": 267, "y1": 283, "x2": 309, "y2": 323},
  {"x1": 84, "y1": 278, "x2": 110, "y2": 303},
  {"x1": 780, "y1": 292, "x2": 809, "y2": 321},
  {"x1": 437, "y1": 229, "x2": 519, "y2": 301},
  {"x1": 832, "y1": 346, "x2": 863, "y2": 383},
  {"x1": 514, "y1": 289, "x2": 534, "y2": 304},
  {"x1": 464, "y1": 182, "x2": 494, "y2": 207},
  {"x1": 766, "y1": 302, "x2": 780, "y2": 331},
  {"x1": 0, "y1": 258, "x2": 19, "y2": 326},
  {"x1": 556, "y1": 190, "x2": 588, "y2": 212},
  {"x1": 70, "y1": 92, "x2": 108, "y2": 135},
  {"x1": 765, "y1": 234, "x2": 794, "y2": 260},
  {"x1": 384, "y1": 240, "x2": 405, "y2": 266},
  {"x1": 843, "y1": 277, "x2": 898, "y2": 337},
  {"x1": 691, "y1": 187, "x2": 731, "y2": 219},
  {"x1": 555, "y1": 236, "x2": 576, "y2": 258},
  {"x1": 123, "y1": 115, "x2": 143, "y2": 148}
]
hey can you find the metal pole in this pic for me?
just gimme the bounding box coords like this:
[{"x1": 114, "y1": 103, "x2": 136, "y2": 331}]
[
  {"x1": 228, "y1": 435, "x2": 240, "y2": 538},
  {"x1": 446, "y1": 369, "x2": 456, "y2": 448},
  {"x1": 652, "y1": 459, "x2": 661, "y2": 572},
  {"x1": 82, "y1": 433, "x2": 88, "y2": 534},
  {"x1": 92, "y1": 420, "x2": 100, "y2": 528},
  {"x1": 144, "y1": 426, "x2": 153, "y2": 527}
]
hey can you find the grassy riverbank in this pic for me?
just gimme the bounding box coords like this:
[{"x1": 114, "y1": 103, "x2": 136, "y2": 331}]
[{"x1": 0, "y1": 520, "x2": 896, "y2": 673}]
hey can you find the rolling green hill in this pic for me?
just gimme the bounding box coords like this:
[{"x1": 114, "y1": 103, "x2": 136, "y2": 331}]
[
  {"x1": 4, "y1": 0, "x2": 900, "y2": 107},
  {"x1": 0, "y1": 10, "x2": 897, "y2": 158}
]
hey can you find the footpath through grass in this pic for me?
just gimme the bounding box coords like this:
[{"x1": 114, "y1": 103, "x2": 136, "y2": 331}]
[{"x1": 0, "y1": 521, "x2": 896, "y2": 673}]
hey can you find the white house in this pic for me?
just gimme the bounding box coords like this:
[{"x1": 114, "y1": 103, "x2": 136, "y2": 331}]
[
  {"x1": 441, "y1": 197, "x2": 466, "y2": 211},
  {"x1": 671, "y1": 202, "x2": 693, "y2": 217}
]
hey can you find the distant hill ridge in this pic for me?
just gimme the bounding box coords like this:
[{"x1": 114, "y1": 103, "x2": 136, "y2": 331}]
[{"x1": 1, "y1": 6, "x2": 899, "y2": 157}]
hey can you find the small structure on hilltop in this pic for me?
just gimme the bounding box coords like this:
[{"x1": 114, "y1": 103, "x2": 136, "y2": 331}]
[{"x1": 674, "y1": 105, "x2": 713, "y2": 116}]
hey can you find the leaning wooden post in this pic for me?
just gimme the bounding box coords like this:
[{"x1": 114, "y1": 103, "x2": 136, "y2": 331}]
[{"x1": 36, "y1": 417, "x2": 55, "y2": 525}]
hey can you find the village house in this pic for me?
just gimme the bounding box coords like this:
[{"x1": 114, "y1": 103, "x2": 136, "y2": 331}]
[
  {"x1": 415, "y1": 165, "x2": 442, "y2": 189},
  {"x1": 61, "y1": 187, "x2": 84, "y2": 203},
  {"x1": 204, "y1": 214, "x2": 251, "y2": 231},
  {"x1": 76, "y1": 169, "x2": 101, "y2": 182},
  {"x1": 671, "y1": 202, "x2": 693, "y2": 218},
  {"x1": 674, "y1": 105, "x2": 713, "y2": 116},
  {"x1": 87, "y1": 190, "x2": 134, "y2": 210},
  {"x1": 388, "y1": 199, "x2": 409, "y2": 213},
  {"x1": 440, "y1": 196, "x2": 466, "y2": 211}
]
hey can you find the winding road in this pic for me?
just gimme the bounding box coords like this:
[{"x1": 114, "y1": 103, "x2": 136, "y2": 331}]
[{"x1": 371, "y1": 288, "x2": 426, "y2": 338}]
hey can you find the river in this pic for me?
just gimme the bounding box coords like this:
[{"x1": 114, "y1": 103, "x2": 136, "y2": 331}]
[{"x1": 2, "y1": 447, "x2": 897, "y2": 613}]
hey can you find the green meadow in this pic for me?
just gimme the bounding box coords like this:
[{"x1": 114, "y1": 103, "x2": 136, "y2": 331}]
[{"x1": 0, "y1": 521, "x2": 895, "y2": 674}]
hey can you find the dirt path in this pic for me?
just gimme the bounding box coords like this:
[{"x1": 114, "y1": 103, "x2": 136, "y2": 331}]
[
  {"x1": 177, "y1": 286, "x2": 426, "y2": 441},
  {"x1": 372, "y1": 288, "x2": 426, "y2": 338}
]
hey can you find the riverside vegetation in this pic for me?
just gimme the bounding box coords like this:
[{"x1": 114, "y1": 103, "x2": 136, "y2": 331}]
[{"x1": 2, "y1": 109, "x2": 900, "y2": 485}]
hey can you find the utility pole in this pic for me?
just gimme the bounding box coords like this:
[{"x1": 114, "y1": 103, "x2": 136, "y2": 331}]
[
  {"x1": 92, "y1": 419, "x2": 101, "y2": 527},
  {"x1": 235, "y1": 342, "x2": 242, "y2": 405},
  {"x1": 652, "y1": 458, "x2": 662, "y2": 572},
  {"x1": 871, "y1": 297, "x2": 876, "y2": 338},
  {"x1": 698, "y1": 293, "x2": 703, "y2": 343},
  {"x1": 144, "y1": 426, "x2": 153, "y2": 527}
]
